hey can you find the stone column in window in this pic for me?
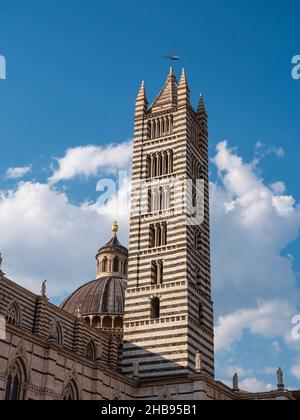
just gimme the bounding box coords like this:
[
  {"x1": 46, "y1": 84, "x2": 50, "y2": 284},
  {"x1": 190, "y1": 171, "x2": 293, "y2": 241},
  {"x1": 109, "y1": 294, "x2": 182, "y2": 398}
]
[
  {"x1": 157, "y1": 261, "x2": 163, "y2": 284},
  {"x1": 167, "y1": 150, "x2": 171, "y2": 174},
  {"x1": 150, "y1": 154, "x2": 155, "y2": 178},
  {"x1": 162, "y1": 152, "x2": 166, "y2": 176},
  {"x1": 154, "y1": 224, "x2": 159, "y2": 247},
  {"x1": 161, "y1": 223, "x2": 166, "y2": 246},
  {"x1": 156, "y1": 152, "x2": 161, "y2": 177},
  {"x1": 160, "y1": 118, "x2": 164, "y2": 137}
]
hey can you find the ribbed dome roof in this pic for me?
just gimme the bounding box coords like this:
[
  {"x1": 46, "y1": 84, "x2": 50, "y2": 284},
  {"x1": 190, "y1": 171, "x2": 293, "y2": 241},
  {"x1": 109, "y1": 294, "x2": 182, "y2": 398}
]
[
  {"x1": 97, "y1": 234, "x2": 128, "y2": 256},
  {"x1": 61, "y1": 276, "x2": 127, "y2": 316}
]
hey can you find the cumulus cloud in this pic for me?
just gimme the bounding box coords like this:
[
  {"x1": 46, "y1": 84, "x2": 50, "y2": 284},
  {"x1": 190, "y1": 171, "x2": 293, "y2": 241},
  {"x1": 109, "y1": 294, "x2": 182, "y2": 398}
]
[
  {"x1": 215, "y1": 300, "x2": 295, "y2": 352},
  {"x1": 5, "y1": 166, "x2": 32, "y2": 180},
  {"x1": 271, "y1": 341, "x2": 282, "y2": 355},
  {"x1": 270, "y1": 182, "x2": 286, "y2": 195},
  {"x1": 239, "y1": 378, "x2": 274, "y2": 393},
  {"x1": 263, "y1": 367, "x2": 278, "y2": 375},
  {"x1": 211, "y1": 141, "x2": 300, "y2": 315},
  {"x1": 212, "y1": 141, "x2": 300, "y2": 363},
  {"x1": 0, "y1": 180, "x2": 130, "y2": 298},
  {"x1": 291, "y1": 364, "x2": 300, "y2": 380},
  {"x1": 1, "y1": 138, "x2": 300, "y2": 379},
  {"x1": 48, "y1": 141, "x2": 133, "y2": 184},
  {"x1": 254, "y1": 142, "x2": 285, "y2": 159}
]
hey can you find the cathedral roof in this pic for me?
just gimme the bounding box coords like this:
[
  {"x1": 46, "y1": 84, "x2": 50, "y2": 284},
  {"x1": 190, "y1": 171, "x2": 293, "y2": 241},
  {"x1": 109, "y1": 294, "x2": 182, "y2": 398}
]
[{"x1": 61, "y1": 276, "x2": 127, "y2": 316}]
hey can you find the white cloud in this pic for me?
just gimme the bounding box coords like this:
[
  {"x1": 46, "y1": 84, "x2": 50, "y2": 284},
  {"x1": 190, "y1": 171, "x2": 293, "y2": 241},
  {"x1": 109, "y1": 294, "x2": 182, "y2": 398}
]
[
  {"x1": 263, "y1": 367, "x2": 277, "y2": 375},
  {"x1": 211, "y1": 141, "x2": 300, "y2": 315},
  {"x1": 254, "y1": 143, "x2": 285, "y2": 159},
  {"x1": 1, "y1": 138, "x2": 300, "y2": 382},
  {"x1": 220, "y1": 365, "x2": 251, "y2": 378},
  {"x1": 0, "y1": 180, "x2": 130, "y2": 297},
  {"x1": 271, "y1": 147, "x2": 285, "y2": 158},
  {"x1": 48, "y1": 141, "x2": 133, "y2": 184},
  {"x1": 215, "y1": 300, "x2": 295, "y2": 352},
  {"x1": 271, "y1": 341, "x2": 282, "y2": 355},
  {"x1": 5, "y1": 166, "x2": 32, "y2": 180},
  {"x1": 291, "y1": 365, "x2": 300, "y2": 381},
  {"x1": 270, "y1": 181, "x2": 286, "y2": 195},
  {"x1": 239, "y1": 377, "x2": 274, "y2": 393}
]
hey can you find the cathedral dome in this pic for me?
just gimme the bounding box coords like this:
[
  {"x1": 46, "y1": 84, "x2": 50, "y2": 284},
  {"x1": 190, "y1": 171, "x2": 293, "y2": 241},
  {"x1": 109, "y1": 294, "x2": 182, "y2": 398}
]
[
  {"x1": 61, "y1": 222, "x2": 128, "y2": 322},
  {"x1": 61, "y1": 276, "x2": 127, "y2": 316}
]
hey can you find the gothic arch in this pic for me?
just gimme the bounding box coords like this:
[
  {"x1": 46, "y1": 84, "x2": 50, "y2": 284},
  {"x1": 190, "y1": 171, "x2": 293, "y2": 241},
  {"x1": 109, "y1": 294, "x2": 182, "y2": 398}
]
[
  {"x1": 85, "y1": 340, "x2": 96, "y2": 362},
  {"x1": 158, "y1": 386, "x2": 172, "y2": 401},
  {"x1": 111, "y1": 380, "x2": 121, "y2": 400},
  {"x1": 5, "y1": 300, "x2": 22, "y2": 327},
  {"x1": 5, "y1": 357, "x2": 28, "y2": 400},
  {"x1": 49, "y1": 319, "x2": 64, "y2": 345},
  {"x1": 63, "y1": 368, "x2": 82, "y2": 400},
  {"x1": 63, "y1": 379, "x2": 80, "y2": 401}
]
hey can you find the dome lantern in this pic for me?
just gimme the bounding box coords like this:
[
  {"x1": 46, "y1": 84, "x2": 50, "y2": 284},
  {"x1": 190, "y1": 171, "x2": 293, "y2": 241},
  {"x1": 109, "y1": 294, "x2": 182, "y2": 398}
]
[{"x1": 95, "y1": 222, "x2": 128, "y2": 280}]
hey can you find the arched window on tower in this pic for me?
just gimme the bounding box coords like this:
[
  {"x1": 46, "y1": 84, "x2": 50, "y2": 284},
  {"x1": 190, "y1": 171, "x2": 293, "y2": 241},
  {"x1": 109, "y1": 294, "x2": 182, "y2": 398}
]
[
  {"x1": 150, "y1": 298, "x2": 160, "y2": 319},
  {"x1": 5, "y1": 358, "x2": 27, "y2": 401},
  {"x1": 151, "y1": 260, "x2": 163, "y2": 285},
  {"x1": 63, "y1": 380, "x2": 80, "y2": 401},
  {"x1": 113, "y1": 256, "x2": 119, "y2": 273}
]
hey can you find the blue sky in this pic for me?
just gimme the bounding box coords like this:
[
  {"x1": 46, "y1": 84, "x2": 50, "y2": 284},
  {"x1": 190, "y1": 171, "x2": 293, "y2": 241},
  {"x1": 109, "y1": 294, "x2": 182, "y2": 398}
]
[{"x1": 1, "y1": 0, "x2": 300, "y2": 392}]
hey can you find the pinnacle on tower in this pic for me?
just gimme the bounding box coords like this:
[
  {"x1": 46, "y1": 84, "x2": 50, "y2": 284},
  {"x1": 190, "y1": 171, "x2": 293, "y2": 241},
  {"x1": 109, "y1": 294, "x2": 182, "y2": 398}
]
[
  {"x1": 197, "y1": 94, "x2": 207, "y2": 116},
  {"x1": 135, "y1": 80, "x2": 148, "y2": 117},
  {"x1": 178, "y1": 68, "x2": 190, "y2": 105},
  {"x1": 197, "y1": 94, "x2": 208, "y2": 127}
]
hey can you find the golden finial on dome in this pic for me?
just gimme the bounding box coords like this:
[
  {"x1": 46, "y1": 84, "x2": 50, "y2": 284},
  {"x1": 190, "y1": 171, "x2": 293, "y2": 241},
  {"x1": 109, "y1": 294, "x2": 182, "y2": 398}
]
[{"x1": 112, "y1": 220, "x2": 119, "y2": 234}]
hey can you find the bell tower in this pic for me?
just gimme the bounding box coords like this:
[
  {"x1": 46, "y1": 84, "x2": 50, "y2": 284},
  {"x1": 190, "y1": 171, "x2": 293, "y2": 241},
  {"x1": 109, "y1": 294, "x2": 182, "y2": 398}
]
[{"x1": 122, "y1": 68, "x2": 214, "y2": 379}]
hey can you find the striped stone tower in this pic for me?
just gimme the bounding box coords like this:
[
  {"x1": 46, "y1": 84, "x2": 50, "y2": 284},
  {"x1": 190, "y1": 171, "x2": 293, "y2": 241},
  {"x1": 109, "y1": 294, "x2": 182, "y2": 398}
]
[{"x1": 123, "y1": 68, "x2": 214, "y2": 379}]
